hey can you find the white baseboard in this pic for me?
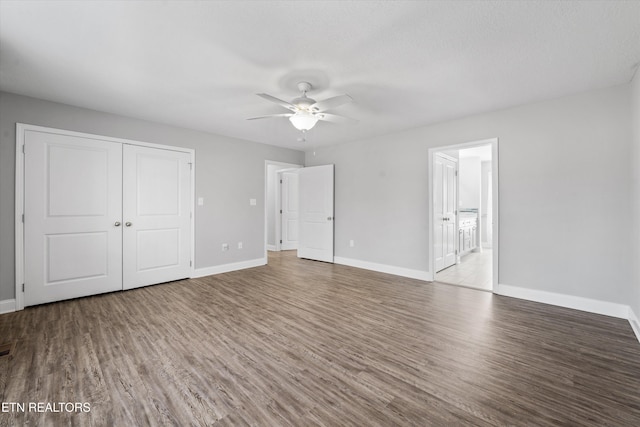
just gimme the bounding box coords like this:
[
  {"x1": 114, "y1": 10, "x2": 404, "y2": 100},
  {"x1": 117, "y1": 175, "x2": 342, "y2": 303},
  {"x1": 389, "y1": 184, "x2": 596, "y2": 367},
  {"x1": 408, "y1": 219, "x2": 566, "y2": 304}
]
[
  {"x1": 496, "y1": 284, "x2": 629, "y2": 319},
  {"x1": 267, "y1": 245, "x2": 277, "y2": 251},
  {"x1": 334, "y1": 257, "x2": 431, "y2": 282},
  {"x1": 629, "y1": 306, "x2": 640, "y2": 344},
  {"x1": 0, "y1": 299, "x2": 16, "y2": 314},
  {"x1": 193, "y1": 257, "x2": 267, "y2": 278}
]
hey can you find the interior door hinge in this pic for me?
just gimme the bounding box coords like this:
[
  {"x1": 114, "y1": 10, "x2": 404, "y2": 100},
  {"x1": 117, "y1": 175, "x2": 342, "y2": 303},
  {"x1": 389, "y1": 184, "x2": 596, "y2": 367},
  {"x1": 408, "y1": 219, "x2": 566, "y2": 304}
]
[
  {"x1": 188, "y1": 162, "x2": 193, "y2": 170},
  {"x1": 280, "y1": 209, "x2": 282, "y2": 214},
  {"x1": 280, "y1": 179, "x2": 282, "y2": 184},
  {"x1": 190, "y1": 260, "x2": 192, "y2": 267},
  {"x1": 22, "y1": 144, "x2": 25, "y2": 154},
  {"x1": 280, "y1": 240, "x2": 282, "y2": 244},
  {"x1": 21, "y1": 214, "x2": 24, "y2": 223},
  {"x1": 22, "y1": 283, "x2": 25, "y2": 292}
]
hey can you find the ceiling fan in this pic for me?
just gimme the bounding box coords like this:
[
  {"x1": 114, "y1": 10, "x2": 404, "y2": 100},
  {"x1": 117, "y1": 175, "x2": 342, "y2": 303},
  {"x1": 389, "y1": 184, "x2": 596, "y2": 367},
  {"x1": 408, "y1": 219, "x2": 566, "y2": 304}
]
[{"x1": 247, "y1": 82, "x2": 356, "y2": 132}]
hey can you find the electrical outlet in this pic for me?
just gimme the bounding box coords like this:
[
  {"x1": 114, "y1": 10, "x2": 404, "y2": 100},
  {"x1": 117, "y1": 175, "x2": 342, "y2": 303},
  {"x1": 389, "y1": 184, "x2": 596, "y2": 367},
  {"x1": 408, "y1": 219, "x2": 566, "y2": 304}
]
[
  {"x1": 222, "y1": 243, "x2": 229, "y2": 251},
  {"x1": 349, "y1": 240, "x2": 355, "y2": 247},
  {"x1": 238, "y1": 241, "x2": 243, "y2": 249}
]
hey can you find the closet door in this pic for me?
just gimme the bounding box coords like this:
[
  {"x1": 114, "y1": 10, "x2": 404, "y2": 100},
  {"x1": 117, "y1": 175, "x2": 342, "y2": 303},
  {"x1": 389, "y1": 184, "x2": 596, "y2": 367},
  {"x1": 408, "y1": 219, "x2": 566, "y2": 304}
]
[
  {"x1": 122, "y1": 145, "x2": 191, "y2": 290},
  {"x1": 24, "y1": 131, "x2": 123, "y2": 306}
]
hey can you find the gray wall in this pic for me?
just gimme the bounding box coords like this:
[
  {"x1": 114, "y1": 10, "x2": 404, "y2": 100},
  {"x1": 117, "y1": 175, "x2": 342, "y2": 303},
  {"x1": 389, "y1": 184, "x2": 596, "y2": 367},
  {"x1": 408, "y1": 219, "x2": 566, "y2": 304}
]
[
  {"x1": 306, "y1": 84, "x2": 634, "y2": 305},
  {"x1": 0, "y1": 91, "x2": 304, "y2": 301},
  {"x1": 632, "y1": 71, "x2": 640, "y2": 319}
]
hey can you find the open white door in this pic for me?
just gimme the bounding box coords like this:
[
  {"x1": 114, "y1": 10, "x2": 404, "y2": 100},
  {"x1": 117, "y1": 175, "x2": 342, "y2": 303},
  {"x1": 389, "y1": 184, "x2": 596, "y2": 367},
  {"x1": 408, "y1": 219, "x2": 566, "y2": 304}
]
[
  {"x1": 122, "y1": 145, "x2": 192, "y2": 290},
  {"x1": 434, "y1": 153, "x2": 457, "y2": 272},
  {"x1": 24, "y1": 131, "x2": 123, "y2": 306},
  {"x1": 280, "y1": 171, "x2": 299, "y2": 250},
  {"x1": 298, "y1": 164, "x2": 334, "y2": 262}
]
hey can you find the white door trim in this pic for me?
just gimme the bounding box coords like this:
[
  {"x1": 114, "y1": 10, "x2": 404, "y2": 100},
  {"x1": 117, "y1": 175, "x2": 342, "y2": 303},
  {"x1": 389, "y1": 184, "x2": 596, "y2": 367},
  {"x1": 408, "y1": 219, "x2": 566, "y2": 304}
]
[
  {"x1": 15, "y1": 123, "x2": 196, "y2": 311},
  {"x1": 264, "y1": 160, "x2": 303, "y2": 257},
  {"x1": 427, "y1": 138, "x2": 499, "y2": 292}
]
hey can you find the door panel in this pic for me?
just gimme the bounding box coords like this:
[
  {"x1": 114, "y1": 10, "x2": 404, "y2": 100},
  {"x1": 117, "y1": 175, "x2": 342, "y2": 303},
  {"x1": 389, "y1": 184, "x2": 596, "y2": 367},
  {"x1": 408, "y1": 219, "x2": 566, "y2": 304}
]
[
  {"x1": 122, "y1": 145, "x2": 191, "y2": 290},
  {"x1": 434, "y1": 159, "x2": 444, "y2": 271},
  {"x1": 298, "y1": 165, "x2": 334, "y2": 262},
  {"x1": 47, "y1": 232, "x2": 108, "y2": 282},
  {"x1": 137, "y1": 229, "x2": 180, "y2": 270},
  {"x1": 434, "y1": 154, "x2": 457, "y2": 273},
  {"x1": 444, "y1": 160, "x2": 457, "y2": 267},
  {"x1": 281, "y1": 171, "x2": 299, "y2": 250},
  {"x1": 24, "y1": 131, "x2": 123, "y2": 306}
]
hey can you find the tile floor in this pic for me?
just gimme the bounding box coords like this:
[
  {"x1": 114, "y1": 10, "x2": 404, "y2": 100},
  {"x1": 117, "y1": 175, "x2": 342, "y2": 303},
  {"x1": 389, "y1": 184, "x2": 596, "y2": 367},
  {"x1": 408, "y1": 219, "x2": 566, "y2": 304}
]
[{"x1": 435, "y1": 248, "x2": 492, "y2": 291}]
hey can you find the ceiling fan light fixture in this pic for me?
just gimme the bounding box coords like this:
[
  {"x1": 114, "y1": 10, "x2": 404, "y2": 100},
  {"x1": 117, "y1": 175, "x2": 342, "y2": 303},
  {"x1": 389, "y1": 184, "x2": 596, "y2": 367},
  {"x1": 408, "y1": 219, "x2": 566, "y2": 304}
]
[{"x1": 289, "y1": 112, "x2": 318, "y2": 131}]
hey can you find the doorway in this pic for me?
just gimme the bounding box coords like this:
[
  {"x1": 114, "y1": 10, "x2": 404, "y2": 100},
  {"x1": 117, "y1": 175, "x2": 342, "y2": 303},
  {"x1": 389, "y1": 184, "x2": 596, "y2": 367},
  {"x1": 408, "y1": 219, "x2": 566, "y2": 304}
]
[
  {"x1": 264, "y1": 161, "x2": 302, "y2": 255},
  {"x1": 264, "y1": 162, "x2": 335, "y2": 264},
  {"x1": 429, "y1": 139, "x2": 498, "y2": 292}
]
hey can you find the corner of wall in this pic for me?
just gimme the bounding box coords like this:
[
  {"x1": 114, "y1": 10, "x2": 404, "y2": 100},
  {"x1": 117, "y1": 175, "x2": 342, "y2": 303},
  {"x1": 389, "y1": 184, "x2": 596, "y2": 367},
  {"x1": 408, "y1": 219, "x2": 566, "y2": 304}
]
[
  {"x1": 0, "y1": 299, "x2": 16, "y2": 315},
  {"x1": 497, "y1": 283, "x2": 640, "y2": 345},
  {"x1": 496, "y1": 283, "x2": 630, "y2": 319},
  {"x1": 629, "y1": 306, "x2": 640, "y2": 344},
  {"x1": 631, "y1": 66, "x2": 640, "y2": 336}
]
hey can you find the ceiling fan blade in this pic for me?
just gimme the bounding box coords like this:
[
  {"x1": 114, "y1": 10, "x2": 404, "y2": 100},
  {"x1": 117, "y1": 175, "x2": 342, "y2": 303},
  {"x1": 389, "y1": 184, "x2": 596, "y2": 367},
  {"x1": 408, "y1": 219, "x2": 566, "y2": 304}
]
[
  {"x1": 246, "y1": 113, "x2": 293, "y2": 120},
  {"x1": 310, "y1": 94, "x2": 353, "y2": 112},
  {"x1": 316, "y1": 113, "x2": 357, "y2": 124},
  {"x1": 257, "y1": 93, "x2": 298, "y2": 112}
]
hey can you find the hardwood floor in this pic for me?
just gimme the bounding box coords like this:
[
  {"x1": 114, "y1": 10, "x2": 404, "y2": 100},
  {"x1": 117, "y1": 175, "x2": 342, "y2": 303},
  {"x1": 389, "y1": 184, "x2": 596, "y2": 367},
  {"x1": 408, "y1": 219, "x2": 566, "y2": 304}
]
[{"x1": 1, "y1": 250, "x2": 639, "y2": 426}]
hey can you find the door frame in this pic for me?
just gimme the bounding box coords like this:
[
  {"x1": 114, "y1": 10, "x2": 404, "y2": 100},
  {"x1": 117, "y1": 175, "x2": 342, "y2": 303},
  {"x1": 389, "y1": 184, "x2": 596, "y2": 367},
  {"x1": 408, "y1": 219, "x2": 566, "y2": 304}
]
[
  {"x1": 264, "y1": 160, "x2": 303, "y2": 258},
  {"x1": 427, "y1": 138, "x2": 499, "y2": 292},
  {"x1": 15, "y1": 123, "x2": 196, "y2": 311}
]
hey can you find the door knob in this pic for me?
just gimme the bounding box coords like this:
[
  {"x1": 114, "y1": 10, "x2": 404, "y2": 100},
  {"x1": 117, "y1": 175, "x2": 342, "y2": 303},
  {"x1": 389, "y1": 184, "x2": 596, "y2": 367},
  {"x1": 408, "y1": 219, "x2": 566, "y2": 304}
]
[
  {"x1": 114, "y1": 221, "x2": 121, "y2": 227},
  {"x1": 327, "y1": 217, "x2": 333, "y2": 221},
  {"x1": 125, "y1": 222, "x2": 132, "y2": 227}
]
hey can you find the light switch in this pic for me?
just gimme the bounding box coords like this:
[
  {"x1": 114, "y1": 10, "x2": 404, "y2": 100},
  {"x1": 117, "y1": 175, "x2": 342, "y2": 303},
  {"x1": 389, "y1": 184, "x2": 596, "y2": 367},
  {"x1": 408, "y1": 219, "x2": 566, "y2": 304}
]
[
  {"x1": 197, "y1": 197, "x2": 204, "y2": 206},
  {"x1": 250, "y1": 198, "x2": 256, "y2": 206}
]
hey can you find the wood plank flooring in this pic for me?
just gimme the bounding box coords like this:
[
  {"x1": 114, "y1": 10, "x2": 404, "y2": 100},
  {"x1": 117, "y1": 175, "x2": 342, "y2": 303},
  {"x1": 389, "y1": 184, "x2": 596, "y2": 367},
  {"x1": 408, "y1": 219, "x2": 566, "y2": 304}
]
[{"x1": 1, "y1": 250, "x2": 639, "y2": 426}]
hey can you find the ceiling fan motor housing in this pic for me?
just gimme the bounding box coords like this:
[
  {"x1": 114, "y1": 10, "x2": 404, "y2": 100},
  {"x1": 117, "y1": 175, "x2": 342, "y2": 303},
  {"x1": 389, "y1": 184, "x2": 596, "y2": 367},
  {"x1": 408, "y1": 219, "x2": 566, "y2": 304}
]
[{"x1": 291, "y1": 96, "x2": 316, "y2": 110}]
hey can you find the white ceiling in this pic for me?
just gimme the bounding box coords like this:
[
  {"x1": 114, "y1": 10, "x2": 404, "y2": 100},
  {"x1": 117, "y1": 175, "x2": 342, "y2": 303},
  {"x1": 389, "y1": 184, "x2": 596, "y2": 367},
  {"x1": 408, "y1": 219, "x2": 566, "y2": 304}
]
[{"x1": 1, "y1": 1, "x2": 639, "y2": 150}]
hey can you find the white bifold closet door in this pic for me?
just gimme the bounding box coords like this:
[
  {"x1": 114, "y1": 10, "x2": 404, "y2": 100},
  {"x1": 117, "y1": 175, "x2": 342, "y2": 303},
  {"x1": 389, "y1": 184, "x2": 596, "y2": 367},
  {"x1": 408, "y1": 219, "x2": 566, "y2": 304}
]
[{"x1": 24, "y1": 130, "x2": 191, "y2": 306}]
